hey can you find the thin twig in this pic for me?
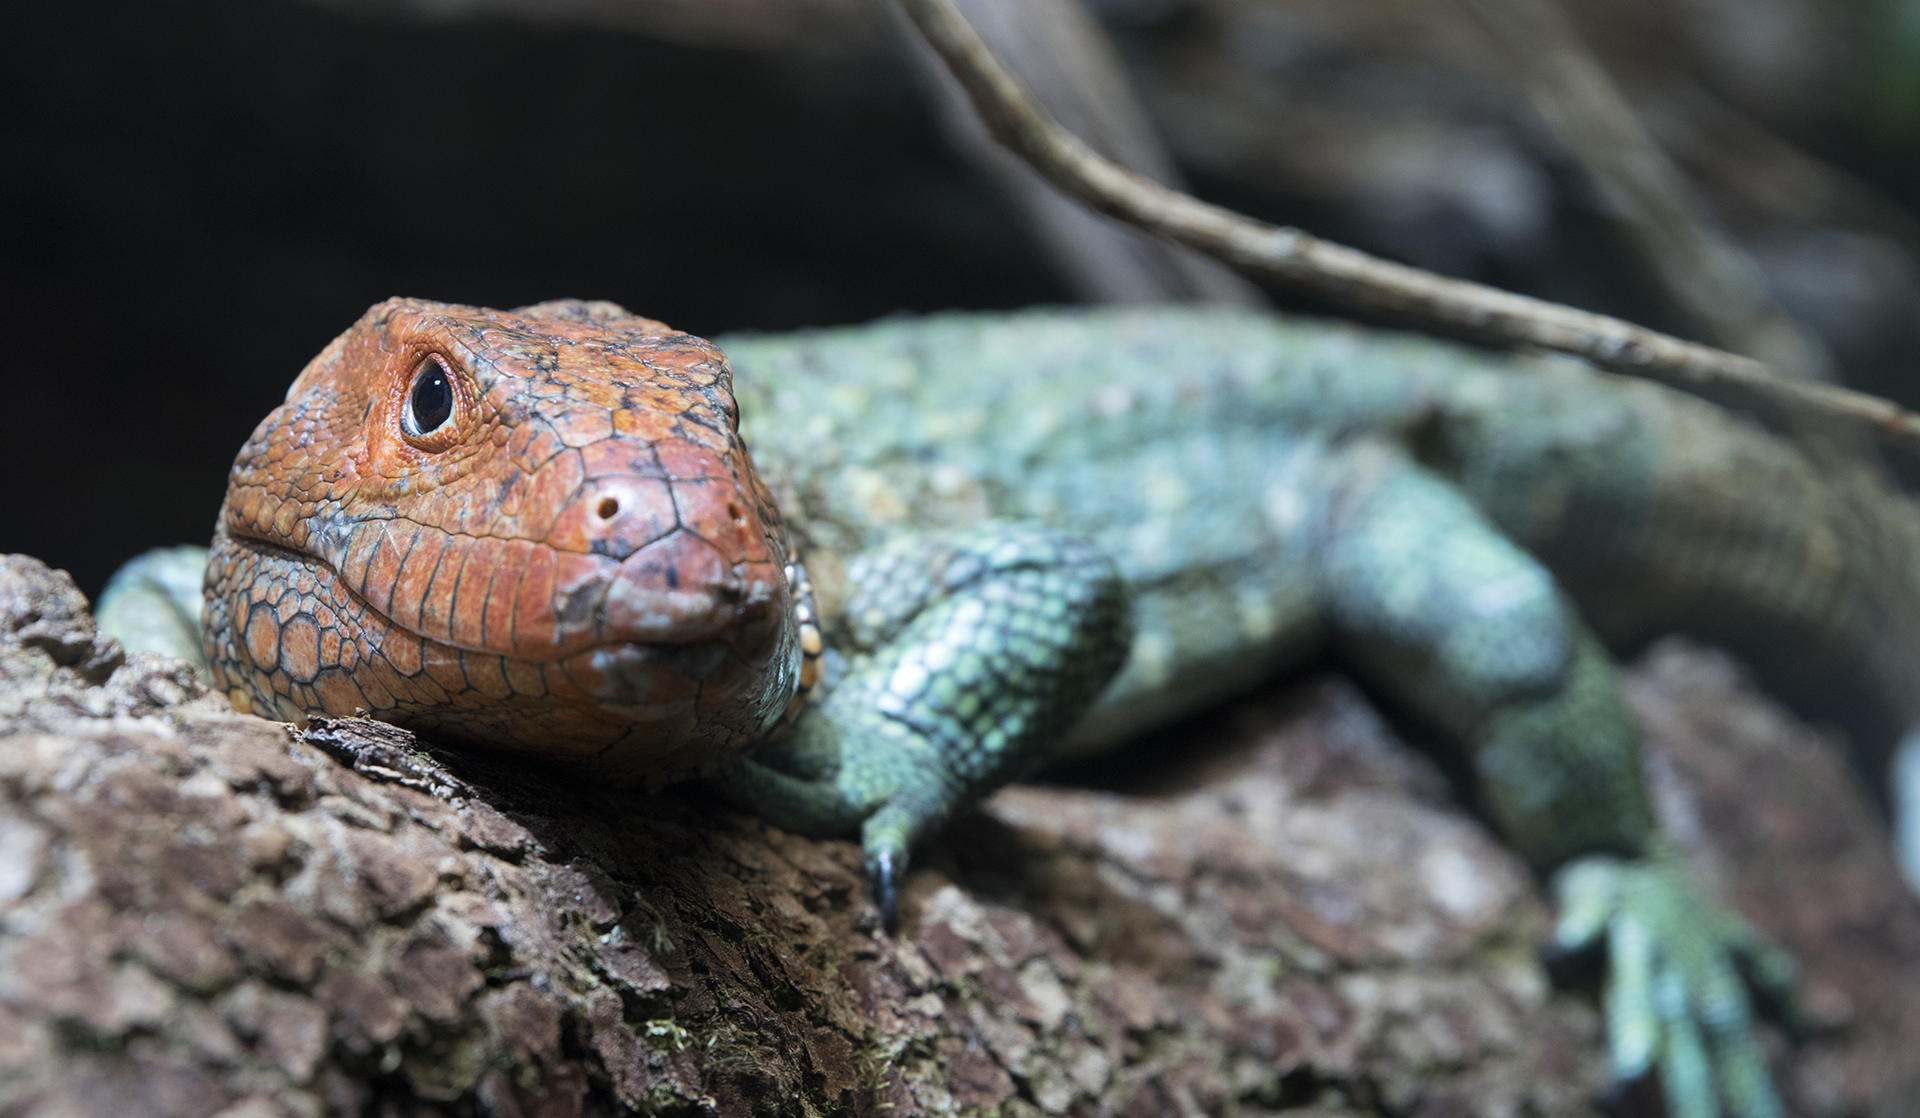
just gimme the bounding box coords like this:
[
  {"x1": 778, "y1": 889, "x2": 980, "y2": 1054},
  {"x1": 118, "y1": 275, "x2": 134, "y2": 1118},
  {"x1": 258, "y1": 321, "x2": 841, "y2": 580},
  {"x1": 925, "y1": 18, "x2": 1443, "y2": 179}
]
[
  {"x1": 893, "y1": 0, "x2": 1920, "y2": 456},
  {"x1": 1451, "y1": 0, "x2": 1831, "y2": 382}
]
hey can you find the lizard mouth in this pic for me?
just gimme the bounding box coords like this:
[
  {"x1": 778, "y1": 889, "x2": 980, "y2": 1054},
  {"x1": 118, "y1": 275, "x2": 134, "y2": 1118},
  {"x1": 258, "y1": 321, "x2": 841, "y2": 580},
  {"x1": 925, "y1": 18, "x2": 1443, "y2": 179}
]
[
  {"x1": 209, "y1": 525, "x2": 799, "y2": 777},
  {"x1": 227, "y1": 518, "x2": 785, "y2": 663}
]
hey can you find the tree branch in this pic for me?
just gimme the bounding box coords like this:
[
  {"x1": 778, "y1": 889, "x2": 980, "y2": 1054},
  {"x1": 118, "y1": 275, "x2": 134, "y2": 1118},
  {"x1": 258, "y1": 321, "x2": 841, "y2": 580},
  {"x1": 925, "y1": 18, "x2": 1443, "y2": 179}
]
[
  {"x1": 892, "y1": 0, "x2": 1920, "y2": 456},
  {"x1": 1449, "y1": 0, "x2": 1832, "y2": 383}
]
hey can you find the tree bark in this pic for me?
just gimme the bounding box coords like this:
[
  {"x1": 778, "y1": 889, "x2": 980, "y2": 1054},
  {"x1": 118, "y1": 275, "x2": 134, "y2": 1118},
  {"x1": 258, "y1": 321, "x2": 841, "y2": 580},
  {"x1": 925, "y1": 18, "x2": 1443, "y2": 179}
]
[{"x1": 1, "y1": 554, "x2": 1915, "y2": 1117}]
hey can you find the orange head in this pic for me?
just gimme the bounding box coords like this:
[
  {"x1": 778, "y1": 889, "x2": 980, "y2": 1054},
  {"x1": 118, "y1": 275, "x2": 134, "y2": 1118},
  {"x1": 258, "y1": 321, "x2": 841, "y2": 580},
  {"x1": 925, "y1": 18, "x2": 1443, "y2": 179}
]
[{"x1": 204, "y1": 298, "x2": 799, "y2": 785}]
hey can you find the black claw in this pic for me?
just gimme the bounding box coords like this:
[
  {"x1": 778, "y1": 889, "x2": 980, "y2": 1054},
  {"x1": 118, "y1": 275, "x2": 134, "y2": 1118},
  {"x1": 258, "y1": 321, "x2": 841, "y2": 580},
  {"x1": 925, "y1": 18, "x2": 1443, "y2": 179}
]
[
  {"x1": 872, "y1": 849, "x2": 901, "y2": 934},
  {"x1": 1539, "y1": 937, "x2": 1605, "y2": 987},
  {"x1": 1591, "y1": 1073, "x2": 1654, "y2": 1117}
]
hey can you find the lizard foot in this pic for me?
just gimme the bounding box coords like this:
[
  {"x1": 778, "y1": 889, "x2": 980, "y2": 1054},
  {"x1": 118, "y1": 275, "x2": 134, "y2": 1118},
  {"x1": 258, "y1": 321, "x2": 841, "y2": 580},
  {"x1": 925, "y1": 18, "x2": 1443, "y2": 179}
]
[
  {"x1": 1552, "y1": 848, "x2": 1797, "y2": 1118},
  {"x1": 715, "y1": 714, "x2": 969, "y2": 931},
  {"x1": 713, "y1": 524, "x2": 1130, "y2": 932}
]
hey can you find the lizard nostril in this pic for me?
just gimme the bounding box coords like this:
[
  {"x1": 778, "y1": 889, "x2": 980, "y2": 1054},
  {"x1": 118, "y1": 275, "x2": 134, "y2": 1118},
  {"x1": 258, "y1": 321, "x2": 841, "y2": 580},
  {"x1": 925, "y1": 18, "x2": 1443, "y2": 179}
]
[
  {"x1": 727, "y1": 501, "x2": 745, "y2": 525},
  {"x1": 598, "y1": 497, "x2": 620, "y2": 520}
]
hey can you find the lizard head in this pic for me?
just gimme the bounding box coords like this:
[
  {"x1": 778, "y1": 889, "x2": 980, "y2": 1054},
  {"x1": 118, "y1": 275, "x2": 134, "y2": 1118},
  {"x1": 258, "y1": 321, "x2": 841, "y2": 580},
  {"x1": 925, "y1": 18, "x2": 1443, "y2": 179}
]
[{"x1": 207, "y1": 297, "x2": 801, "y2": 785}]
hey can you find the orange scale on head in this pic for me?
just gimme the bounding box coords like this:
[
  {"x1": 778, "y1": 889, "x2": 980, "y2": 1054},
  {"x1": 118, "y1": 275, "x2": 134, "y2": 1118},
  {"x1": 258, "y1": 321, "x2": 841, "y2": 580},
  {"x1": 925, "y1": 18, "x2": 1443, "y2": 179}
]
[
  {"x1": 326, "y1": 569, "x2": 361, "y2": 609},
  {"x1": 405, "y1": 672, "x2": 450, "y2": 707},
  {"x1": 389, "y1": 531, "x2": 446, "y2": 633},
  {"x1": 502, "y1": 657, "x2": 546, "y2": 698},
  {"x1": 357, "y1": 671, "x2": 397, "y2": 712},
  {"x1": 547, "y1": 475, "x2": 679, "y2": 563},
  {"x1": 653, "y1": 439, "x2": 734, "y2": 483},
  {"x1": 361, "y1": 523, "x2": 417, "y2": 616},
  {"x1": 245, "y1": 571, "x2": 275, "y2": 603},
  {"x1": 337, "y1": 521, "x2": 385, "y2": 596},
  {"x1": 578, "y1": 437, "x2": 659, "y2": 481},
  {"x1": 627, "y1": 382, "x2": 704, "y2": 420},
  {"x1": 313, "y1": 671, "x2": 368, "y2": 717},
  {"x1": 457, "y1": 480, "x2": 511, "y2": 540},
  {"x1": 510, "y1": 546, "x2": 557, "y2": 656},
  {"x1": 671, "y1": 477, "x2": 771, "y2": 566},
  {"x1": 611, "y1": 407, "x2": 677, "y2": 443},
  {"x1": 420, "y1": 642, "x2": 470, "y2": 696},
  {"x1": 383, "y1": 628, "x2": 424, "y2": 676},
  {"x1": 644, "y1": 341, "x2": 723, "y2": 380},
  {"x1": 281, "y1": 615, "x2": 322, "y2": 681},
  {"x1": 417, "y1": 542, "x2": 463, "y2": 645},
  {"x1": 447, "y1": 537, "x2": 507, "y2": 650},
  {"x1": 447, "y1": 686, "x2": 490, "y2": 711},
  {"x1": 481, "y1": 539, "x2": 536, "y2": 652},
  {"x1": 244, "y1": 605, "x2": 280, "y2": 672},
  {"x1": 506, "y1": 448, "x2": 585, "y2": 543},
  {"x1": 228, "y1": 487, "x2": 260, "y2": 524},
  {"x1": 561, "y1": 375, "x2": 626, "y2": 411},
  {"x1": 505, "y1": 422, "x2": 570, "y2": 475},
  {"x1": 461, "y1": 655, "x2": 514, "y2": 702},
  {"x1": 538, "y1": 659, "x2": 586, "y2": 703},
  {"x1": 363, "y1": 652, "x2": 415, "y2": 700},
  {"x1": 549, "y1": 407, "x2": 615, "y2": 450},
  {"x1": 492, "y1": 462, "x2": 543, "y2": 524},
  {"x1": 266, "y1": 497, "x2": 300, "y2": 540}
]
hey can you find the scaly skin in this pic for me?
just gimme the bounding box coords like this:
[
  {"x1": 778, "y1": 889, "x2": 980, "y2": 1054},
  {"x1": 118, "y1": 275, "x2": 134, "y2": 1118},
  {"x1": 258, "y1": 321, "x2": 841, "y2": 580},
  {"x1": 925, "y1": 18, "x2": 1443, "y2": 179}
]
[
  {"x1": 109, "y1": 299, "x2": 1920, "y2": 1118},
  {"x1": 202, "y1": 298, "x2": 802, "y2": 787}
]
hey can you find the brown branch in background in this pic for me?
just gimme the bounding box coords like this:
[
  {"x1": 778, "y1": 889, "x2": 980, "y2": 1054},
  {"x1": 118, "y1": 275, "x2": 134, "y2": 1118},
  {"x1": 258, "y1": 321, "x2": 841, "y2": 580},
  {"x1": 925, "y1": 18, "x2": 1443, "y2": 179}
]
[
  {"x1": 1449, "y1": 0, "x2": 1833, "y2": 384},
  {"x1": 893, "y1": 0, "x2": 1260, "y2": 306},
  {"x1": 890, "y1": 0, "x2": 1920, "y2": 457}
]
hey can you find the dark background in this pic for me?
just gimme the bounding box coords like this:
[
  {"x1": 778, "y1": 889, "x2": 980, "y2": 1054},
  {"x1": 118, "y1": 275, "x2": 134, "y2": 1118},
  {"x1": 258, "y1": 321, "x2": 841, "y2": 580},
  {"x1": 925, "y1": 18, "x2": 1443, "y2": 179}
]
[
  {"x1": 6, "y1": 0, "x2": 1919, "y2": 599},
  {"x1": 0, "y1": 0, "x2": 1069, "y2": 596}
]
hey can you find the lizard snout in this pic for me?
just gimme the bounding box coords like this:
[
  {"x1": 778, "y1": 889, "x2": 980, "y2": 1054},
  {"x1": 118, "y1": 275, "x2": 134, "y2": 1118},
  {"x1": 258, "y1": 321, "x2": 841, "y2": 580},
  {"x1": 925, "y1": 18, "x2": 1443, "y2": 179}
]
[
  {"x1": 599, "y1": 533, "x2": 783, "y2": 646},
  {"x1": 544, "y1": 467, "x2": 786, "y2": 649},
  {"x1": 547, "y1": 477, "x2": 681, "y2": 563}
]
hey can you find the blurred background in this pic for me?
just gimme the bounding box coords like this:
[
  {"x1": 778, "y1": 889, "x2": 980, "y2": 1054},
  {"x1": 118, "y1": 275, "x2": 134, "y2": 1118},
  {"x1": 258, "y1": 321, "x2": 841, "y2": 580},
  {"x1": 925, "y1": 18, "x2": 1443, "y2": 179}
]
[{"x1": 5, "y1": 0, "x2": 1920, "y2": 597}]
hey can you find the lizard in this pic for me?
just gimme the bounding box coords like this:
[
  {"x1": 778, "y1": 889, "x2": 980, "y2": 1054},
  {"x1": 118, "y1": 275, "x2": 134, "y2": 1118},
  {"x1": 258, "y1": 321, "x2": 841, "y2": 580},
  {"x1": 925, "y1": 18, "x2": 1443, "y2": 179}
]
[{"x1": 99, "y1": 294, "x2": 1920, "y2": 1118}]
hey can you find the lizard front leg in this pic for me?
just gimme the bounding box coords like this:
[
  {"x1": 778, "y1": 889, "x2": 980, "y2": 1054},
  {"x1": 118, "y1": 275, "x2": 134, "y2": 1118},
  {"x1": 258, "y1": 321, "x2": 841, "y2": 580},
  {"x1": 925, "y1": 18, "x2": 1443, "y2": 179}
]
[
  {"x1": 1321, "y1": 441, "x2": 1791, "y2": 1118},
  {"x1": 713, "y1": 523, "x2": 1129, "y2": 927}
]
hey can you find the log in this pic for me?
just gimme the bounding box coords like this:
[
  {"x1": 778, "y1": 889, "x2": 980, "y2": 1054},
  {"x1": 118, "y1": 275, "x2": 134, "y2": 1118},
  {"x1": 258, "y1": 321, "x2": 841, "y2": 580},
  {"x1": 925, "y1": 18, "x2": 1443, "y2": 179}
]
[{"x1": 2, "y1": 554, "x2": 1915, "y2": 1117}]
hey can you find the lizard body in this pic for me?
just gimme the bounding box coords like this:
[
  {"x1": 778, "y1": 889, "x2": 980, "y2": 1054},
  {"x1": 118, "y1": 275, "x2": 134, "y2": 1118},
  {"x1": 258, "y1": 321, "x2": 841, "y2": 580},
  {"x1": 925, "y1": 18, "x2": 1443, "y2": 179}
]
[
  {"x1": 725, "y1": 305, "x2": 1920, "y2": 784},
  {"x1": 105, "y1": 297, "x2": 1919, "y2": 1118}
]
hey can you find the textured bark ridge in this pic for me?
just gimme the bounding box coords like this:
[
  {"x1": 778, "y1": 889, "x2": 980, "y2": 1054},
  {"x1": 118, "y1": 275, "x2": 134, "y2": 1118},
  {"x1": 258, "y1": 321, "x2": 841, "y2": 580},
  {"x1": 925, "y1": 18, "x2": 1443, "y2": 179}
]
[{"x1": 1, "y1": 553, "x2": 1916, "y2": 1117}]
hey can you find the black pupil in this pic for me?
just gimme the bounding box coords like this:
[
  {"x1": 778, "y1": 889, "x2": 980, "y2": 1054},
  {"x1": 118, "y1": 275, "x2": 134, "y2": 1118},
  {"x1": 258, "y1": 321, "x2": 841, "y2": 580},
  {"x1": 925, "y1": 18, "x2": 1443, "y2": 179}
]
[{"x1": 410, "y1": 362, "x2": 453, "y2": 434}]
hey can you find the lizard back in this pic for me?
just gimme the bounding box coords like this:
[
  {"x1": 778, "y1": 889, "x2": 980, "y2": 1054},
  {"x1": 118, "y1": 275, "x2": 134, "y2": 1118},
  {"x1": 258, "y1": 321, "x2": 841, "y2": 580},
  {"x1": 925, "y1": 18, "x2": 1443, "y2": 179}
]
[{"x1": 722, "y1": 306, "x2": 1920, "y2": 778}]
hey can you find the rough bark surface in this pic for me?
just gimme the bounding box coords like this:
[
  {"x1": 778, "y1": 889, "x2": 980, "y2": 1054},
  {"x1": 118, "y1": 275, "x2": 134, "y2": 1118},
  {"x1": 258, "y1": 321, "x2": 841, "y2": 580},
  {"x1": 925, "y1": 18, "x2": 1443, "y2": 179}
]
[{"x1": 1, "y1": 553, "x2": 1915, "y2": 1117}]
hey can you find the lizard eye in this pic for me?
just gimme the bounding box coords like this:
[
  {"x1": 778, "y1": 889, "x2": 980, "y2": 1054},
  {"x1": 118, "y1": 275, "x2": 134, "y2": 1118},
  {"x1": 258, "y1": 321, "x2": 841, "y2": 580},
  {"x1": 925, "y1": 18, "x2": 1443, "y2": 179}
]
[{"x1": 403, "y1": 356, "x2": 455, "y2": 437}]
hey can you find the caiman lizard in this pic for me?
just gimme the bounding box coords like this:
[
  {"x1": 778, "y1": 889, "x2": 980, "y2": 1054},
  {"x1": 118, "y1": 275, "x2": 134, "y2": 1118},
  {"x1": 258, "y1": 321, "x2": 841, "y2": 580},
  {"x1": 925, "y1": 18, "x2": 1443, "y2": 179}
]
[{"x1": 101, "y1": 296, "x2": 1920, "y2": 1118}]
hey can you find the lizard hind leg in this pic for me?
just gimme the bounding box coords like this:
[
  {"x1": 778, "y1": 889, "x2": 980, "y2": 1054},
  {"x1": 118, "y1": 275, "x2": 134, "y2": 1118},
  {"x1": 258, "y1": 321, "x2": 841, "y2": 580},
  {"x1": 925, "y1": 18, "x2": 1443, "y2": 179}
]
[
  {"x1": 713, "y1": 523, "x2": 1130, "y2": 931},
  {"x1": 1319, "y1": 441, "x2": 1656, "y2": 866},
  {"x1": 1319, "y1": 443, "x2": 1788, "y2": 1118}
]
